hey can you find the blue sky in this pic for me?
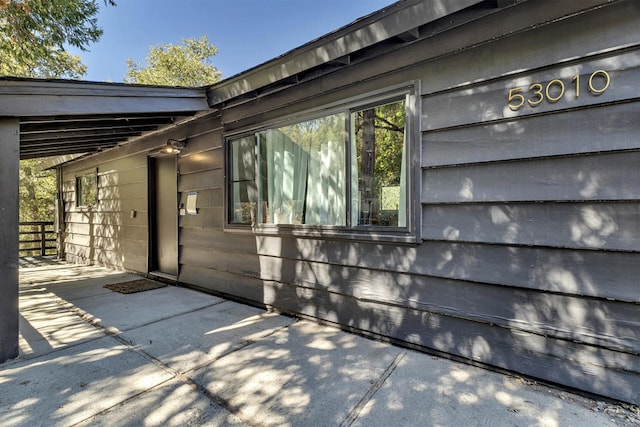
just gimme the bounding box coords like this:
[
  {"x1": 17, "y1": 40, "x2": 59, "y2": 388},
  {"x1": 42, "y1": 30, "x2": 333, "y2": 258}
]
[{"x1": 71, "y1": 0, "x2": 394, "y2": 83}]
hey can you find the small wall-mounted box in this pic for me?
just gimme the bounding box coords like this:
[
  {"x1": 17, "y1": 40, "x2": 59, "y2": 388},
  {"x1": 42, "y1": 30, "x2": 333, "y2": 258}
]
[{"x1": 186, "y1": 192, "x2": 198, "y2": 215}]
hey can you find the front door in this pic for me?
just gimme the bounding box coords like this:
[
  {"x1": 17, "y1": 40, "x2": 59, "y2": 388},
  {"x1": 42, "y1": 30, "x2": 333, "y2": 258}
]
[{"x1": 150, "y1": 155, "x2": 178, "y2": 277}]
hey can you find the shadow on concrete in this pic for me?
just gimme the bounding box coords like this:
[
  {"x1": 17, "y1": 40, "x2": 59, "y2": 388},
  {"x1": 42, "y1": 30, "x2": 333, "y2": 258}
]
[{"x1": 1, "y1": 257, "x2": 636, "y2": 427}]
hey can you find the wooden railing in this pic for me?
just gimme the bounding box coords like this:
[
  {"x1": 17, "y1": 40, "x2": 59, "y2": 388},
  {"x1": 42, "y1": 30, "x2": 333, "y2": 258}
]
[{"x1": 19, "y1": 221, "x2": 57, "y2": 256}]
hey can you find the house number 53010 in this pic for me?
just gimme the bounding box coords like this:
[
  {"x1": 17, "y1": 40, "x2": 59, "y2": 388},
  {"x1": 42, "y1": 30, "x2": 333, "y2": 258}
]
[{"x1": 507, "y1": 70, "x2": 610, "y2": 111}]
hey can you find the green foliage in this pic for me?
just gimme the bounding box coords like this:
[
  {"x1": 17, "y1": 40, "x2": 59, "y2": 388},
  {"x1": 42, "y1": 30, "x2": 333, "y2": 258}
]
[
  {"x1": 125, "y1": 36, "x2": 222, "y2": 87},
  {"x1": 76, "y1": 172, "x2": 97, "y2": 207},
  {"x1": 1, "y1": 1, "x2": 114, "y2": 231},
  {"x1": 6, "y1": 50, "x2": 88, "y2": 79},
  {"x1": 19, "y1": 159, "x2": 56, "y2": 222},
  {"x1": 277, "y1": 113, "x2": 346, "y2": 153},
  {"x1": 353, "y1": 99, "x2": 406, "y2": 187},
  {"x1": 372, "y1": 100, "x2": 405, "y2": 186},
  {"x1": 0, "y1": 0, "x2": 110, "y2": 78}
]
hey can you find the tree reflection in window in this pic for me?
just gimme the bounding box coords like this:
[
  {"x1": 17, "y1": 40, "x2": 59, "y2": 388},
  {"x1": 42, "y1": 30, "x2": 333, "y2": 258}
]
[
  {"x1": 352, "y1": 99, "x2": 406, "y2": 227},
  {"x1": 76, "y1": 172, "x2": 97, "y2": 208}
]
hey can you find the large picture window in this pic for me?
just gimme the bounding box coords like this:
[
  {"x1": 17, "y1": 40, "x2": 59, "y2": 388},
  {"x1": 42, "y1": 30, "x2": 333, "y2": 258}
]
[{"x1": 228, "y1": 90, "x2": 412, "y2": 233}]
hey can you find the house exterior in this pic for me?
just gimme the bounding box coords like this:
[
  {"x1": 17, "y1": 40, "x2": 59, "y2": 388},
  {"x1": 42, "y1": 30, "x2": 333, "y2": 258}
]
[{"x1": 2, "y1": 0, "x2": 638, "y2": 404}]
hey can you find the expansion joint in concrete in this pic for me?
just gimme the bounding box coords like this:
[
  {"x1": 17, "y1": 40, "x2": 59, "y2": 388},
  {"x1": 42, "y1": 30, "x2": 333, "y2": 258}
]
[{"x1": 339, "y1": 350, "x2": 407, "y2": 427}]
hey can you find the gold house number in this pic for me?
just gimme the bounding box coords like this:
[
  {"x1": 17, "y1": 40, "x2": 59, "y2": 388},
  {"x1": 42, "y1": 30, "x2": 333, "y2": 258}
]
[{"x1": 508, "y1": 70, "x2": 611, "y2": 111}]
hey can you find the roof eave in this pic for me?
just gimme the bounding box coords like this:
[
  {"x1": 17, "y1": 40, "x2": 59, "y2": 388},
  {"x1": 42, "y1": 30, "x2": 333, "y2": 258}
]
[{"x1": 205, "y1": 0, "x2": 484, "y2": 106}]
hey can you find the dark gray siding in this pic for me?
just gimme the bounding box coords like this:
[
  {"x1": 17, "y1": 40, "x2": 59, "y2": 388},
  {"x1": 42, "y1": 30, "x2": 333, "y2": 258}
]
[
  {"x1": 177, "y1": 123, "x2": 232, "y2": 288},
  {"x1": 62, "y1": 154, "x2": 149, "y2": 271},
  {"x1": 176, "y1": 1, "x2": 640, "y2": 404},
  {"x1": 60, "y1": 0, "x2": 640, "y2": 404},
  {"x1": 419, "y1": 7, "x2": 640, "y2": 399},
  {"x1": 60, "y1": 111, "x2": 220, "y2": 271},
  {"x1": 418, "y1": 42, "x2": 640, "y2": 403}
]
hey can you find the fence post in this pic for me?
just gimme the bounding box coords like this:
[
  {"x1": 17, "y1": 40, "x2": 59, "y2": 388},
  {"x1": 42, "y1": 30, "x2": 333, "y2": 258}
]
[{"x1": 40, "y1": 223, "x2": 46, "y2": 256}]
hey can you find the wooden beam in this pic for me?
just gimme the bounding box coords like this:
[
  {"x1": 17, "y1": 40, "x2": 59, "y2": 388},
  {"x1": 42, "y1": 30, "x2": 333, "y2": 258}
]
[
  {"x1": 20, "y1": 112, "x2": 185, "y2": 126},
  {"x1": 21, "y1": 118, "x2": 174, "y2": 133},
  {"x1": 38, "y1": 154, "x2": 86, "y2": 169},
  {"x1": 0, "y1": 79, "x2": 208, "y2": 117},
  {"x1": 0, "y1": 119, "x2": 19, "y2": 363},
  {"x1": 23, "y1": 135, "x2": 128, "y2": 147},
  {"x1": 21, "y1": 127, "x2": 151, "y2": 143},
  {"x1": 396, "y1": 28, "x2": 420, "y2": 42},
  {"x1": 21, "y1": 148, "x2": 93, "y2": 160},
  {"x1": 21, "y1": 141, "x2": 127, "y2": 159}
]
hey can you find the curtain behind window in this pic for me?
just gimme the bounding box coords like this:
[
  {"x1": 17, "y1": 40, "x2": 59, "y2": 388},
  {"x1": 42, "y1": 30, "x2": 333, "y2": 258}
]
[
  {"x1": 258, "y1": 114, "x2": 346, "y2": 225},
  {"x1": 259, "y1": 130, "x2": 309, "y2": 224},
  {"x1": 304, "y1": 130, "x2": 346, "y2": 226}
]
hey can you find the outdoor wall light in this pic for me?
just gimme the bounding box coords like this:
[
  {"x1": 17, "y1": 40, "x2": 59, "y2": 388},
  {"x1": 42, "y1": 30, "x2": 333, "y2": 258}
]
[{"x1": 159, "y1": 138, "x2": 186, "y2": 155}]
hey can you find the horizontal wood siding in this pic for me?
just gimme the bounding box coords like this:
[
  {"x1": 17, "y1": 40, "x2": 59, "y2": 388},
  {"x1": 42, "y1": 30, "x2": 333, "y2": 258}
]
[
  {"x1": 418, "y1": 28, "x2": 640, "y2": 402},
  {"x1": 181, "y1": 228, "x2": 639, "y2": 301},
  {"x1": 422, "y1": 202, "x2": 639, "y2": 251},
  {"x1": 58, "y1": 0, "x2": 639, "y2": 405},
  {"x1": 423, "y1": 152, "x2": 640, "y2": 203},
  {"x1": 62, "y1": 153, "x2": 148, "y2": 272},
  {"x1": 178, "y1": 2, "x2": 640, "y2": 404},
  {"x1": 423, "y1": 103, "x2": 640, "y2": 167},
  {"x1": 175, "y1": 119, "x2": 275, "y2": 307}
]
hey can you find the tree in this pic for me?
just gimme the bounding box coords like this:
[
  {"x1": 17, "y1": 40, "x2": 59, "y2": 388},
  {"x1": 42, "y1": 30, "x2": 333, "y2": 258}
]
[
  {"x1": 19, "y1": 159, "x2": 56, "y2": 222},
  {"x1": 125, "y1": 36, "x2": 222, "y2": 87},
  {"x1": 0, "y1": 0, "x2": 112, "y2": 78},
  {"x1": 353, "y1": 100, "x2": 405, "y2": 225},
  {"x1": 1, "y1": 0, "x2": 114, "y2": 229},
  {"x1": 354, "y1": 100, "x2": 406, "y2": 188},
  {"x1": 18, "y1": 159, "x2": 57, "y2": 255}
]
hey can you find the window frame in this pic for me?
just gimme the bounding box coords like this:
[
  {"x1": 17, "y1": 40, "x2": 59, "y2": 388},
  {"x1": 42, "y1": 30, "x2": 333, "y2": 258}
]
[
  {"x1": 75, "y1": 168, "x2": 98, "y2": 210},
  {"x1": 224, "y1": 82, "x2": 420, "y2": 243}
]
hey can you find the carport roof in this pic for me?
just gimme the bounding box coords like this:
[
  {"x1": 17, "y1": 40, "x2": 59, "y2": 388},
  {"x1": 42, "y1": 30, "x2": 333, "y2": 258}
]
[{"x1": 0, "y1": 77, "x2": 208, "y2": 160}]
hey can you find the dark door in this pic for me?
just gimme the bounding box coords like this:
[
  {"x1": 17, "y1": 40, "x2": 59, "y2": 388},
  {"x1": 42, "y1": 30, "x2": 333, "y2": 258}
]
[{"x1": 150, "y1": 155, "x2": 178, "y2": 276}]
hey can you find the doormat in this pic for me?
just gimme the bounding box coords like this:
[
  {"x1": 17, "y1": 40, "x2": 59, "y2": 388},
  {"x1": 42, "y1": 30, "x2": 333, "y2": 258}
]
[{"x1": 103, "y1": 279, "x2": 167, "y2": 294}]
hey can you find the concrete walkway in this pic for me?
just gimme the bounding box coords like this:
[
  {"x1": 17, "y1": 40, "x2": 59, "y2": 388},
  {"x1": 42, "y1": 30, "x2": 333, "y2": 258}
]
[{"x1": 1, "y1": 258, "x2": 638, "y2": 426}]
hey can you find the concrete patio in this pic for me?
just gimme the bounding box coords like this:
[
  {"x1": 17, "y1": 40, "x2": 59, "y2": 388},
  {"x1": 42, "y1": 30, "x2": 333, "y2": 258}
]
[{"x1": 1, "y1": 258, "x2": 637, "y2": 426}]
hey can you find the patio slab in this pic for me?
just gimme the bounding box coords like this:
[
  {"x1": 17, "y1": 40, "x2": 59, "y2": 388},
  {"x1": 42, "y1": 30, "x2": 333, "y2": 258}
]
[
  {"x1": 19, "y1": 287, "x2": 104, "y2": 358},
  {"x1": 351, "y1": 351, "x2": 623, "y2": 427},
  {"x1": 119, "y1": 301, "x2": 294, "y2": 373},
  {"x1": 0, "y1": 336, "x2": 173, "y2": 427},
  {"x1": 18, "y1": 263, "x2": 130, "y2": 287},
  {"x1": 191, "y1": 319, "x2": 405, "y2": 426},
  {"x1": 5, "y1": 259, "x2": 638, "y2": 427},
  {"x1": 39, "y1": 273, "x2": 134, "y2": 301},
  {"x1": 73, "y1": 379, "x2": 246, "y2": 427},
  {"x1": 63, "y1": 285, "x2": 226, "y2": 332}
]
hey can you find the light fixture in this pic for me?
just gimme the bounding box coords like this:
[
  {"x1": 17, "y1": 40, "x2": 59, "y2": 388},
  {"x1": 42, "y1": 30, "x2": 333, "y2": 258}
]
[{"x1": 158, "y1": 138, "x2": 186, "y2": 155}]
